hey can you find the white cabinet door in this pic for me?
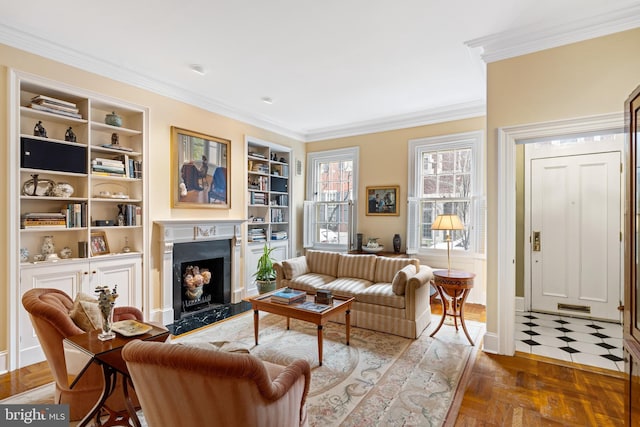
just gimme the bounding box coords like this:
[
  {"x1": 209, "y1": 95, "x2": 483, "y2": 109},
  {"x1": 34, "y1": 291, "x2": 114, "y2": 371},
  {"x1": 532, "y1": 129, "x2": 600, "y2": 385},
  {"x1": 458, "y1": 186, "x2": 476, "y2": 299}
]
[
  {"x1": 19, "y1": 261, "x2": 86, "y2": 367},
  {"x1": 91, "y1": 255, "x2": 142, "y2": 309}
]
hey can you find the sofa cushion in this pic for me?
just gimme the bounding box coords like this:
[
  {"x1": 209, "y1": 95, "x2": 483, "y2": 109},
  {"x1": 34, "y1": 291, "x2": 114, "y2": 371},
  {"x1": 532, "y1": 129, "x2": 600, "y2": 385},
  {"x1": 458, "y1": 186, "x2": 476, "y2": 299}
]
[
  {"x1": 322, "y1": 277, "x2": 371, "y2": 298},
  {"x1": 289, "y1": 273, "x2": 336, "y2": 293},
  {"x1": 391, "y1": 264, "x2": 417, "y2": 296},
  {"x1": 69, "y1": 292, "x2": 102, "y2": 332},
  {"x1": 374, "y1": 257, "x2": 419, "y2": 284},
  {"x1": 281, "y1": 256, "x2": 309, "y2": 279},
  {"x1": 337, "y1": 254, "x2": 377, "y2": 282},
  {"x1": 355, "y1": 284, "x2": 406, "y2": 309},
  {"x1": 306, "y1": 250, "x2": 340, "y2": 277}
]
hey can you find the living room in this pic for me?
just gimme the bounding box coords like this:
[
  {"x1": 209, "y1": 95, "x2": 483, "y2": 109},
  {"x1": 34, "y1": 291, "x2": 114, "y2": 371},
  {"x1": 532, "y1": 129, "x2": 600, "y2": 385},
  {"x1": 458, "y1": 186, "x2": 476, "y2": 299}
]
[{"x1": 1, "y1": 2, "x2": 640, "y2": 425}]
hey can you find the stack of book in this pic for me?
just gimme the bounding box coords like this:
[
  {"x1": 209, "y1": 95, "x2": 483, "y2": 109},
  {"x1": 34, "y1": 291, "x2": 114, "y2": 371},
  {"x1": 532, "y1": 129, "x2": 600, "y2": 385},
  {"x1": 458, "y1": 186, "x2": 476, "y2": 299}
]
[
  {"x1": 30, "y1": 95, "x2": 82, "y2": 119},
  {"x1": 271, "y1": 230, "x2": 287, "y2": 240},
  {"x1": 270, "y1": 289, "x2": 306, "y2": 305},
  {"x1": 21, "y1": 212, "x2": 66, "y2": 228},
  {"x1": 92, "y1": 157, "x2": 125, "y2": 176},
  {"x1": 249, "y1": 192, "x2": 267, "y2": 205},
  {"x1": 248, "y1": 228, "x2": 266, "y2": 242}
]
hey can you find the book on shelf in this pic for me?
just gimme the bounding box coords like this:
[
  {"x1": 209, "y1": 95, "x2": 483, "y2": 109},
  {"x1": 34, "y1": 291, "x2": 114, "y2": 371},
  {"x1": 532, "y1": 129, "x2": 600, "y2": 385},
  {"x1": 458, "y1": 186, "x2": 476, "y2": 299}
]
[
  {"x1": 101, "y1": 144, "x2": 134, "y2": 152},
  {"x1": 270, "y1": 289, "x2": 307, "y2": 305},
  {"x1": 32, "y1": 99, "x2": 79, "y2": 114},
  {"x1": 31, "y1": 95, "x2": 77, "y2": 109},
  {"x1": 297, "y1": 301, "x2": 331, "y2": 313},
  {"x1": 29, "y1": 103, "x2": 82, "y2": 119}
]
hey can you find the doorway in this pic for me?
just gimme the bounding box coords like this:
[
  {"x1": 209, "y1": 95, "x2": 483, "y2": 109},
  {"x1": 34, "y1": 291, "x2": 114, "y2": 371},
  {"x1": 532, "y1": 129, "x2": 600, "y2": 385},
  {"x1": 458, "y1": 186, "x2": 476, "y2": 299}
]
[{"x1": 524, "y1": 137, "x2": 623, "y2": 322}]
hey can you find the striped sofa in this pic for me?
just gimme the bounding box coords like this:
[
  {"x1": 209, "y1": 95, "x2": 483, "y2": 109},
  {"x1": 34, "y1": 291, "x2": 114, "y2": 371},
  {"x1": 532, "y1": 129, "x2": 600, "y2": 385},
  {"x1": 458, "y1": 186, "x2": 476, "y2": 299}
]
[{"x1": 273, "y1": 250, "x2": 434, "y2": 339}]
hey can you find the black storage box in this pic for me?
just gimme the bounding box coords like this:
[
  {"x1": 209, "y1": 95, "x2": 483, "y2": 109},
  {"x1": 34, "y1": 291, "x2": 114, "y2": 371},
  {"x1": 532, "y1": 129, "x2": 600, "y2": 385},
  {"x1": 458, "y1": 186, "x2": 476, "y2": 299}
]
[{"x1": 21, "y1": 137, "x2": 87, "y2": 174}]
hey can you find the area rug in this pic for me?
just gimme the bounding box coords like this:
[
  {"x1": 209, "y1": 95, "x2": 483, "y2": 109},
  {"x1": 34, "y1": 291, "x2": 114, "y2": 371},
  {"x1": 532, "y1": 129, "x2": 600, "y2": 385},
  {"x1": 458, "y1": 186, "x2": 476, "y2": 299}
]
[{"x1": 1, "y1": 313, "x2": 484, "y2": 426}]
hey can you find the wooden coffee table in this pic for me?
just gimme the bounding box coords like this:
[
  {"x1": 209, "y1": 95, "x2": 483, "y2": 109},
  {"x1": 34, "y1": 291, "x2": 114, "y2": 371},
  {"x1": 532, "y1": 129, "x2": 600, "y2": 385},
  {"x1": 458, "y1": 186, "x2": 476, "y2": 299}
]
[{"x1": 245, "y1": 292, "x2": 354, "y2": 366}]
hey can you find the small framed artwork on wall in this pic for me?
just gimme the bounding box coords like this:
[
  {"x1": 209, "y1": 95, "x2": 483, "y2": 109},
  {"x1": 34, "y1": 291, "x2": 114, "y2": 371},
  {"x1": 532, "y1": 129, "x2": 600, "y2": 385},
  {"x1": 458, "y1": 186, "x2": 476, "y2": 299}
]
[{"x1": 366, "y1": 186, "x2": 400, "y2": 216}]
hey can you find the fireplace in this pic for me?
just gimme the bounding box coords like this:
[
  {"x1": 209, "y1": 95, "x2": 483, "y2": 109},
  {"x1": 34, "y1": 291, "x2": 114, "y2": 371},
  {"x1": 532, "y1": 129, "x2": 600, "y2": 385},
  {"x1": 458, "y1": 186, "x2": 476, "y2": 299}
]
[
  {"x1": 172, "y1": 239, "x2": 230, "y2": 320},
  {"x1": 155, "y1": 220, "x2": 243, "y2": 326}
]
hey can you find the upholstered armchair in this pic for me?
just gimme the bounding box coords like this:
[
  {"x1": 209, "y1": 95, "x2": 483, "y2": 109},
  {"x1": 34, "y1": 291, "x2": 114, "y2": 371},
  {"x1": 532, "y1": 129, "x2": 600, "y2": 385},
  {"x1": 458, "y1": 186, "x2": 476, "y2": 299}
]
[
  {"x1": 122, "y1": 340, "x2": 311, "y2": 427},
  {"x1": 21, "y1": 288, "x2": 143, "y2": 422}
]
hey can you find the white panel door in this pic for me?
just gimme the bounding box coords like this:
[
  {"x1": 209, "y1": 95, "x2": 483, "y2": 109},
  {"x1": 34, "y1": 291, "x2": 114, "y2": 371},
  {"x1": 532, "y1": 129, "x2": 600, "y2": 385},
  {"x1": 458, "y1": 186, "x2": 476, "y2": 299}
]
[{"x1": 530, "y1": 152, "x2": 621, "y2": 320}]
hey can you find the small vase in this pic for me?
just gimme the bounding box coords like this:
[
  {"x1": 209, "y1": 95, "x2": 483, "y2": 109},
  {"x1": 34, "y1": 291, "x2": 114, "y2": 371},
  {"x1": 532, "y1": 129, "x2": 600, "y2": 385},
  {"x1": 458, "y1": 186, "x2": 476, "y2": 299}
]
[
  {"x1": 105, "y1": 111, "x2": 122, "y2": 127},
  {"x1": 98, "y1": 305, "x2": 116, "y2": 341},
  {"x1": 41, "y1": 236, "x2": 55, "y2": 256},
  {"x1": 393, "y1": 234, "x2": 401, "y2": 253}
]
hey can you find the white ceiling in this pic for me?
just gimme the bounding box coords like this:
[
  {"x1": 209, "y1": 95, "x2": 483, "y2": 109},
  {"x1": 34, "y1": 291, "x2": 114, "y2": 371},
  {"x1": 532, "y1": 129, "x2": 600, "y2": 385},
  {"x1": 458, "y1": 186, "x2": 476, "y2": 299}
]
[{"x1": 1, "y1": 1, "x2": 640, "y2": 141}]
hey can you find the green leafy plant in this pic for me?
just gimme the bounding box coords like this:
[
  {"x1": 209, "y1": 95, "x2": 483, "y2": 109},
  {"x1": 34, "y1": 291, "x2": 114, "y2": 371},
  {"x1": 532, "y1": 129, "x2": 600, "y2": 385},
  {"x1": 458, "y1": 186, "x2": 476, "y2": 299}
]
[{"x1": 254, "y1": 244, "x2": 276, "y2": 282}]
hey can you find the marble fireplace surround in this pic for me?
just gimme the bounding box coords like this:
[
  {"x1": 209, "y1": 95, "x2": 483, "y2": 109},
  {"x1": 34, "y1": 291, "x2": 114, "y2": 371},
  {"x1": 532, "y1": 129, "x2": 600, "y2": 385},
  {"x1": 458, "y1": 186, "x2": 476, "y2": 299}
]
[{"x1": 155, "y1": 220, "x2": 243, "y2": 326}]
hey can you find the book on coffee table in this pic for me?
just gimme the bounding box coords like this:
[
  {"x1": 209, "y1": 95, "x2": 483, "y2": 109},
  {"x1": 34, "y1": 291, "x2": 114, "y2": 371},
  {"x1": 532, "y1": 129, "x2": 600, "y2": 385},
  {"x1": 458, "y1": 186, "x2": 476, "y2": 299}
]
[
  {"x1": 297, "y1": 301, "x2": 331, "y2": 312},
  {"x1": 270, "y1": 289, "x2": 306, "y2": 304}
]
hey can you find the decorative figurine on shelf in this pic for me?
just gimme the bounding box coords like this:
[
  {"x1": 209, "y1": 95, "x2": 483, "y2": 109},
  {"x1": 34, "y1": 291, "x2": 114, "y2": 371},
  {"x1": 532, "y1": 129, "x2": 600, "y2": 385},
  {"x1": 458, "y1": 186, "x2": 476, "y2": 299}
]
[
  {"x1": 271, "y1": 152, "x2": 278, "y2": 161},
  {"x1": 393, "y1": 234, "x2": 402, "y2": 253},
  {"x1": 96, "y1": 285, "x2": 118, "y2": 341},
  {"x1": 33, "y1": 121, "x2": 47, "y2": 138},
  {"x1": 117, "y1": 204, "x2": 126, "y2": 226},
  {"x1": 64, "y1": 127, "x2": 77, "y2": 142},
  {"x1": 41, "y1": 235, "x2": 55, "y2": 256},
  {"x1": 59, "y1": 246, "x2": 72, "y2": 259},
  {"x1": 111, "y1": 132, "x2": 120, "y2": 146}
]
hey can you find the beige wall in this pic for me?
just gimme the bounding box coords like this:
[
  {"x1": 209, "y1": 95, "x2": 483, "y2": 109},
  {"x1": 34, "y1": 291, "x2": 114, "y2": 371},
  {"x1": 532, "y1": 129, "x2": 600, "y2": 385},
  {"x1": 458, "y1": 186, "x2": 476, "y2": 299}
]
[
  {"x1": 306, "y1": 117, "x2": 485, "y2": 252},
  {"x1": 0, "y1": 44, "x2": 306, "y2": 357},
  {"x1": 486, "y1": 28, "x2": 640, "y2": 335}
]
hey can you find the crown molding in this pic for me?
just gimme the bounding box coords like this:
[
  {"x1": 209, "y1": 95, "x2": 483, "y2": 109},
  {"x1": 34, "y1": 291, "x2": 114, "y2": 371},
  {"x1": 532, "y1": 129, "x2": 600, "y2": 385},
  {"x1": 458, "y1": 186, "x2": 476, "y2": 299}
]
[
  {"x1": 303, "y1": 100, "x2": 486, "y2": 142},
  {"x1": 0, "y1": 22, "x2": 305, "y2": 141},
  {"x1": 466, "y1": 3, "x2": 640, "y2": 63}
]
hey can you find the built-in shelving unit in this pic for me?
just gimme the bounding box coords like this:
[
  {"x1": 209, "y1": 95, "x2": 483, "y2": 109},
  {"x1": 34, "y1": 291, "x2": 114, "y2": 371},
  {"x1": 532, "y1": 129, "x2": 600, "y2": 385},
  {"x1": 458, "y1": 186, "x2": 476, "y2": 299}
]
[
  {"x1": 10, "y1": 71, "x2": 148, "y2": 368},
  {"x1": 245, "y1": 136, "x2": 291, "y2": 293}
]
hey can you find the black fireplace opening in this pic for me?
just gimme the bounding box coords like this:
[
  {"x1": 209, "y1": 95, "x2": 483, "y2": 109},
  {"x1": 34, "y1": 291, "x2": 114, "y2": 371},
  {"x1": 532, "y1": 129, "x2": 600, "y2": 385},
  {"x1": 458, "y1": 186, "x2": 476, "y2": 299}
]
[{"x1": 172, "y1": 239, "x2": 231, "y2": 320}]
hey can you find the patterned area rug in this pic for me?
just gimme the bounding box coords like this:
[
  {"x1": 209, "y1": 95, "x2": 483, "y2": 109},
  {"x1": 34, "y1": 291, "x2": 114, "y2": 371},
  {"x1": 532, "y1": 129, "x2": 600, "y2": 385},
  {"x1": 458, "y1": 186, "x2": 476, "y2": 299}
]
[{"x1": 1, "y1": 313, "x2": 484, "y2": 426}]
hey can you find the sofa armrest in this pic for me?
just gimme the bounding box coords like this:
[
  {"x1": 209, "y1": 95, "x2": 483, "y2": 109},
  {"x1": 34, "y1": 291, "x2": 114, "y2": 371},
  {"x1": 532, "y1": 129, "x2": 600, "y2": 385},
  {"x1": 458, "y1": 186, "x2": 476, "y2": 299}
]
[
  {"x1": 407, "y1": 266, "x2": 433, "y2": 289},
  {"x1": 405, "y1": 265, "x2": 434, "y2": 320},
  {"x1": 274, "y1": 262, "x2": 286, "y2": 288}
]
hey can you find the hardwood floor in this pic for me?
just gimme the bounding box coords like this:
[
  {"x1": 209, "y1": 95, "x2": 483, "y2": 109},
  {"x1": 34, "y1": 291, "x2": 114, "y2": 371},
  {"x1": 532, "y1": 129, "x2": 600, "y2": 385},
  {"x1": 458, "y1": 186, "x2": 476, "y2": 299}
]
[{"x1": 1, "y1": 303, "x2": 627, "y2": 426}]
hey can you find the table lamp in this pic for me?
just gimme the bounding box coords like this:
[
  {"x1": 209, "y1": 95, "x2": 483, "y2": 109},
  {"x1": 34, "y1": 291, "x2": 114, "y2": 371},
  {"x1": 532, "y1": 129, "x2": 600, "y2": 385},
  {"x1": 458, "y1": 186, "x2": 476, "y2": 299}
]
[{"x1": 431, "y1": 214, "x2": 464, "y2": 271}]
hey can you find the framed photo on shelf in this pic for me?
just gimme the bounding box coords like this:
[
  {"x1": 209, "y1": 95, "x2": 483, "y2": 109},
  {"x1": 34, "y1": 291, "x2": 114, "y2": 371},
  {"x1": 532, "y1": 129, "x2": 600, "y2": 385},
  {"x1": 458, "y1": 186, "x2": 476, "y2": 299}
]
[
  {"x1": 90, "y1": 231, "x2": 110, "y2": 256},
  {"x1": 366, "y1": 186, "x2": 400, "y2": 216},
  {"x1": 171, "y1": 126, "x2": 230, "y2": 209}
]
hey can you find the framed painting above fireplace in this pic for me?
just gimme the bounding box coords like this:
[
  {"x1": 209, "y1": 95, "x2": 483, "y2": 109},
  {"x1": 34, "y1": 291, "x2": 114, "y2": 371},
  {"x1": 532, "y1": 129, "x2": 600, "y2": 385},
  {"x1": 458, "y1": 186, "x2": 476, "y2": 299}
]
[{"x1": 171, "y1": 127, "x2": 230, "y2": 209}]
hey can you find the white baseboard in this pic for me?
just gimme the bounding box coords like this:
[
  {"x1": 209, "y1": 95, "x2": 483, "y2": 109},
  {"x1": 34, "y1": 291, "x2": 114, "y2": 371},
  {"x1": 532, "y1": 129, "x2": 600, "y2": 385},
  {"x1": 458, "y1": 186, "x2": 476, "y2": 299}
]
[
  {"x1": 515, "y1": 297, "x2": 525, "y2": 312},
  {"x1": 0, "y1": 351, "x2": 7, "y2": 375},
  {"x1": 482, "y1": 332, "x2": 499, "y2": 354}
]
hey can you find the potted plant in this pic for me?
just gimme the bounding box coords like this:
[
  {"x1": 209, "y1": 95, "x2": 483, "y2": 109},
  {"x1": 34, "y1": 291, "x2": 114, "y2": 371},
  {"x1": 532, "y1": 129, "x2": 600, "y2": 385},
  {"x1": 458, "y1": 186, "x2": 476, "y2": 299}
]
[{"x1": 254, "y1": 244, "x2": 277, "y2": 294}]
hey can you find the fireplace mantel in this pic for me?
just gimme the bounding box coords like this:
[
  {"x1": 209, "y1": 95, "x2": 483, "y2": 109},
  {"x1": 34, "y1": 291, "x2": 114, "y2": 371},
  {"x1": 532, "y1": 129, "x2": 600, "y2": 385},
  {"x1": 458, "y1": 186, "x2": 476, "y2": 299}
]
[{"x1": 154, "y1": 219, "x2": 244, "y2": 325}]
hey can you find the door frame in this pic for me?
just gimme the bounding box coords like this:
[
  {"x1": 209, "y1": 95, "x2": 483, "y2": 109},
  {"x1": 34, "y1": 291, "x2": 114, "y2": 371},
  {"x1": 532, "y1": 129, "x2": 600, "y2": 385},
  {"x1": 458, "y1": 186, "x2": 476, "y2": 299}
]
[
  {"x1": 523, "y1": 139, "x2": 624, "y2": 316},
  {"x1": 490, "y1": 112, "x2": 624, "y2": 355}
]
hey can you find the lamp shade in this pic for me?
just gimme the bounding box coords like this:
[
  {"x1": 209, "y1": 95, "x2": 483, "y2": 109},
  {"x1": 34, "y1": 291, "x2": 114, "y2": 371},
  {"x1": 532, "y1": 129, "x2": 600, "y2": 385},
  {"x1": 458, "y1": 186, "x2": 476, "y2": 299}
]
[{"x1": 431, "y1": 214, "x2": 464, "y2": 231}]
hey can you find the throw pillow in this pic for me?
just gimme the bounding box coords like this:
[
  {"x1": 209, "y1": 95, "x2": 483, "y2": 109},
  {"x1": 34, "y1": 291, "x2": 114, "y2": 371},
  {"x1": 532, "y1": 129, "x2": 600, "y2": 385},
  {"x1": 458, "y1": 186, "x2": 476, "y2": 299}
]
[
  {"x1": 69, "y1": 292, "x2": 102, "y2": 331},
  {"x1": 391, "y1": 264, "x2": 417, "y2": 296},
  {"x1": 282, "y1": 257, "x2": 309, "y2": 279}
]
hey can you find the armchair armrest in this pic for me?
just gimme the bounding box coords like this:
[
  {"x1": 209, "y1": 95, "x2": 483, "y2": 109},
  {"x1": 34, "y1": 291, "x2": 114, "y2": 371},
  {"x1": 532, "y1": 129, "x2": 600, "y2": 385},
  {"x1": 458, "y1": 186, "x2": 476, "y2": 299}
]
[{"x1": 113, "y1": 306, "x2": 143, "y2": 322}]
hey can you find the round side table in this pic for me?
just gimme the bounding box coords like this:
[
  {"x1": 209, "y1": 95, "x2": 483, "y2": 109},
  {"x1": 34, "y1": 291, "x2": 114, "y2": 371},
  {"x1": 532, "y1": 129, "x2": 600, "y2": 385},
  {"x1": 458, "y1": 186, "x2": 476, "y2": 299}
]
[{"x1": 429, "y1": 269, "x2": 475, "y2": 345}]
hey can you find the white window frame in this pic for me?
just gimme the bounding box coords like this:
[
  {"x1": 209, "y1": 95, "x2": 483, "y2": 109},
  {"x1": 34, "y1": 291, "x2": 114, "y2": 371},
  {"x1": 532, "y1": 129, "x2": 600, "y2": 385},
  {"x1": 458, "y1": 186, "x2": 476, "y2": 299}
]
[
  {"x1": 407, "y1": 130, "x2": 485, "y2": 257},
  {"x1": 305, "y1": 147, "x2": 359, "y2": 251}
]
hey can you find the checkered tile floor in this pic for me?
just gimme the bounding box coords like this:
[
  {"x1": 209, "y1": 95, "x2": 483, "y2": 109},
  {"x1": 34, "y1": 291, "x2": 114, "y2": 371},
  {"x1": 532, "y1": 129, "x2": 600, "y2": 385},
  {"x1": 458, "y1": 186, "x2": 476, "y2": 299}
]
[{"x1": 515, "y1": 311, "x2": 624, "y2": 372}]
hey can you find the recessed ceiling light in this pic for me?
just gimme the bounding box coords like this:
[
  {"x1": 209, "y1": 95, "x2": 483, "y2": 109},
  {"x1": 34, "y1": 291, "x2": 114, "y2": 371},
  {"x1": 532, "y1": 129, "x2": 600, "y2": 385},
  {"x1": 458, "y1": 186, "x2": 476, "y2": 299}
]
[
  {"x1": 190, "y1": 64, "x2": 206, "y2": 75},
  {"x1": 261, "y1": 97, "x2": 274, "y2": 104}
]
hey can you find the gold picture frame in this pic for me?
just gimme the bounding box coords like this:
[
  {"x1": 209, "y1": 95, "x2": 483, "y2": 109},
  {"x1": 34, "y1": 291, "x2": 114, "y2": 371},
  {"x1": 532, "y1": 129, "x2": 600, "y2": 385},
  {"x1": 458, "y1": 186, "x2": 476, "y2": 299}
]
[
  {"x1": 366, "y1": 186, "x2": 400, "y2": 216},
  {"x1": 171, "y1": 126, "x2": 230, "y2": 208},
  {"x1": 90, "y1": 231, "x2": 110, "y2": 256}
]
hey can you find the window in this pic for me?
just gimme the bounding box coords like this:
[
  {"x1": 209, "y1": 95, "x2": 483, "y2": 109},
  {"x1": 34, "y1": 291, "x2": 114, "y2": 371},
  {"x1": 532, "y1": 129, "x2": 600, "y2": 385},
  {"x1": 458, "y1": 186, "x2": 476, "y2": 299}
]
[
  {"x1": 305, "y1": 147, "x2": 359, "y2": 250},
  {"x1": 407, "y1": 131, "x2": 484, "y2": 255}
]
